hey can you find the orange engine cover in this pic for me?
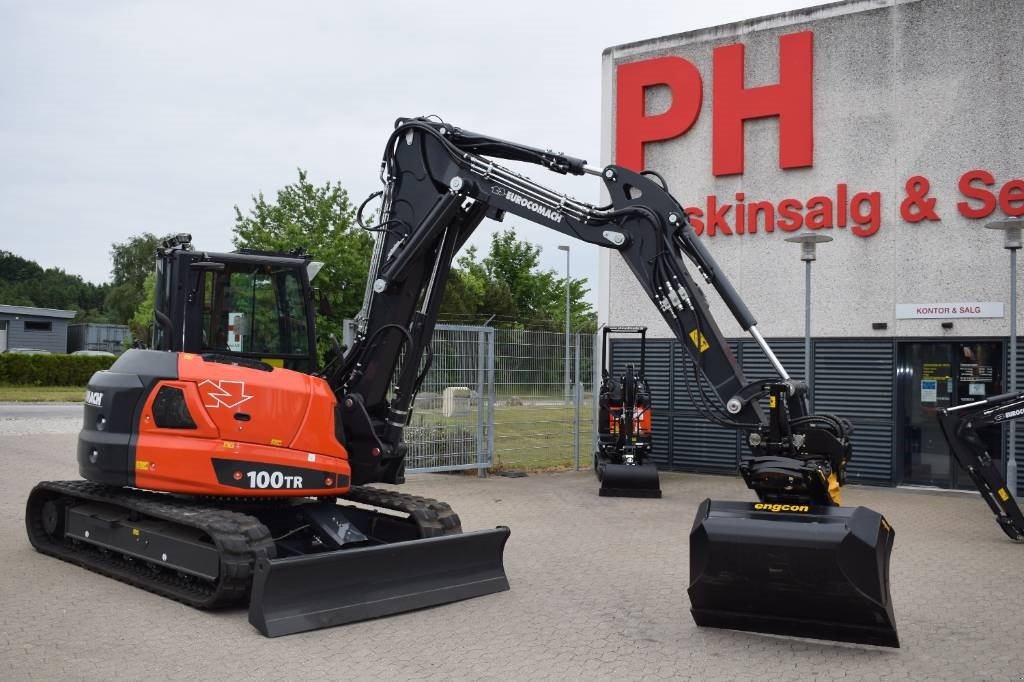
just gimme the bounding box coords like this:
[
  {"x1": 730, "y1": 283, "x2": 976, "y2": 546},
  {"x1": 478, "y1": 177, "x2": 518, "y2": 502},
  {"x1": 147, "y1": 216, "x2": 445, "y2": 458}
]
[{"x1": 133, "y1": 353, "x2": 351, "y2": 497}]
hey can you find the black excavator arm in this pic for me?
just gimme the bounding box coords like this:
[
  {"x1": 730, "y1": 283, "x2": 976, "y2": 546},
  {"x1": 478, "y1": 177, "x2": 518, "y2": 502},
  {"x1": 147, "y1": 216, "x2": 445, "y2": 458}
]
[
  {"x1": 332, "y1": 116, "x2": 852, "y2": 506},
  {"x1": 938, "y1": 391, "x2": 1024, "y2": 541}
]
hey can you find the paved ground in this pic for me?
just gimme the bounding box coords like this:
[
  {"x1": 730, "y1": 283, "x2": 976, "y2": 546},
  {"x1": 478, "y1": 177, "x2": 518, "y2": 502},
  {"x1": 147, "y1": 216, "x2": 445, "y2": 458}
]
[
  {"x1": 2, "y1": 412, "x2": 1022, "y2": 680},
  {"x1": 0, "y1": 402, "x2": 81, "y2": 436}
]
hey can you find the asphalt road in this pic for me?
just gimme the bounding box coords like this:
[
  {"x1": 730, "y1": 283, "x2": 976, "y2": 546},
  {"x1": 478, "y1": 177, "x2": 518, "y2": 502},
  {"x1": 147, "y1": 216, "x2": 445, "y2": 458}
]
[
  {"x1": 0, "y1": 402, "x2": 81, "y2": 436},
  {"x1": 2, "y1": 410, "x2": 1022, "y2": 680}
]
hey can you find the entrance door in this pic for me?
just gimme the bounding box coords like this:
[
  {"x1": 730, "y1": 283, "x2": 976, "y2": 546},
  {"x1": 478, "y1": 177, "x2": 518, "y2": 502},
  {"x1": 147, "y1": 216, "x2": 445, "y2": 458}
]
[
  {"x1": 0, "y1": 320, "x2": 6, "y2": 351},
  {"x1": 898, "y1": 341, "x2": 1004, "y2": 488}
]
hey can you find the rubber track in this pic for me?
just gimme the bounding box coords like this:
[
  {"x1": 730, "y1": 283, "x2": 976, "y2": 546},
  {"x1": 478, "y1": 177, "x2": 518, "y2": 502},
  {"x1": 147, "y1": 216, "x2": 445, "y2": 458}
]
[
  {"x1": 26, "y1": 480, "x2": 275, "y2": 609},
  {"x1": 340, "y1": 486, "x2": 463, "y2": 537}
]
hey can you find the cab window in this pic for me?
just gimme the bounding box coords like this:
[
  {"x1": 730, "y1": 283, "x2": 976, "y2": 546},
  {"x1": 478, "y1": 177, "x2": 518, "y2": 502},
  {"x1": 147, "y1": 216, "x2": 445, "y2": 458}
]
[{"x1": 201, "y1": 264, "x2": 310, "y2": 358}]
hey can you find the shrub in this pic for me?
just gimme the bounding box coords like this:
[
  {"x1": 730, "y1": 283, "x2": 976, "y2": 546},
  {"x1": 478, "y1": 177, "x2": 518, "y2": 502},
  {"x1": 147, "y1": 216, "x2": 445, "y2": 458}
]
[{"x1": 0, "y1": 354, "x2": 115, "y2": 386}]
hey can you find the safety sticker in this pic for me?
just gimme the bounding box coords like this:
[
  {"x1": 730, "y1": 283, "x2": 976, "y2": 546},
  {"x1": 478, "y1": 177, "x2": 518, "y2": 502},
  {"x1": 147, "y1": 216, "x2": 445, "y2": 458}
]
[
  {"x1": 688, "y1": 330, "x2": 710, "y2": 353},
  {"x1": 997, "y1": 488, "x2": 1010, "y2": 502}
]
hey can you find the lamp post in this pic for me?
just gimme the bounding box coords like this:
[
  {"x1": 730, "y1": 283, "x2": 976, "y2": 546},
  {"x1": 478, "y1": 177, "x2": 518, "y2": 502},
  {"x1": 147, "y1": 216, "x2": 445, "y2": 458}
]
[
  {"x1": 985, "y1": 217, "x2": 1022, "y2": 494},
  {"x1": 558, "y1": 245, "x2": 571, "y2": 402},
  {"x1": 784, "y1": 234, "x2": 833, "y2": 405}
]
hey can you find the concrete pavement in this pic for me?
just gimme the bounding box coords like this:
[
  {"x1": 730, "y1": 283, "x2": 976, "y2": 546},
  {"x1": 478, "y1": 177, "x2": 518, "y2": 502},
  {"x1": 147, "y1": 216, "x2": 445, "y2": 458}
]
[{"x1": 2, "y1": 429, "x2": 1022, "y2": 680}]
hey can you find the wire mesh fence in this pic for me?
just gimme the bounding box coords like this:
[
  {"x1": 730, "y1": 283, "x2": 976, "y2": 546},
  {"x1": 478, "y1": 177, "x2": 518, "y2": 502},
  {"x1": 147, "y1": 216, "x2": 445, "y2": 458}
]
[
  {"x1": 491, "y1": 329, "x2": 595, "y2": 471},
  {"x1": 402, "y1": 325, "x2": 495, "y2": 473},
  {"x1": 344, "y1": 321, "x2": 597, "y2": 473}
]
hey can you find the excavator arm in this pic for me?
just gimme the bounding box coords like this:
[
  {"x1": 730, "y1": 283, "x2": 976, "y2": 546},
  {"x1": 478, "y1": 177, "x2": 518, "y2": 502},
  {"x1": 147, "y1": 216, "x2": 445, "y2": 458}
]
[
  {"x1": 329, "y1": 117, "x2": 899, "y2": 648},
  {"x1": 333, "y1": 116, "x2": 851, "y2": 506},
  {"x1": 938, "y1": 391, "x2": 1024, "y2": 541}
]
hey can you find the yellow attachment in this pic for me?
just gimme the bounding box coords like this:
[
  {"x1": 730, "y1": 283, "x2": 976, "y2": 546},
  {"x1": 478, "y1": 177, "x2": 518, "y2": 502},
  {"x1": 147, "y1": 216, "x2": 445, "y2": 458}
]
[{"x1": 828, "y1": 472, "x2": 842, "y2": 506}]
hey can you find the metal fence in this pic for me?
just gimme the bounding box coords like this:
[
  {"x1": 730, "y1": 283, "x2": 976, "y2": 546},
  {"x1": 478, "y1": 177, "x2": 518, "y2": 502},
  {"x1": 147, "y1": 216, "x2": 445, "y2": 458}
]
[
  {"x1": 344, "y1": 321, "x2": 597, "y2": 474},
  {"x1": 491, "y1": 329, "x2": 595, "y2": 471},
  {"x1": 402, "y1": 324, "x2": 495, "y2": 473}
]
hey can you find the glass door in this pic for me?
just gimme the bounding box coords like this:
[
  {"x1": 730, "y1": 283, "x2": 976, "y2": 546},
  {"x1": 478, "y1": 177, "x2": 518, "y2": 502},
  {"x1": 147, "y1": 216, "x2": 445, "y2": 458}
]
[
  {"x1": 898, "y1": 341, "x2": 1005, "y2": 488},
  {"x1": 900, "y1": 343, "x2": 955, "y2": 487},
  {"x1": 953, "y1": 341, "x2": 1005, "y2": 489}
]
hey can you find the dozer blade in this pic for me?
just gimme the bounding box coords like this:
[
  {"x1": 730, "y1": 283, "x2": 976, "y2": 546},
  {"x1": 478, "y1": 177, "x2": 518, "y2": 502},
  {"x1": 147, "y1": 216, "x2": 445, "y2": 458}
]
[
  {"x1": 688, "y1": 499, "x2": 898, "y2": 648},
  {"x1": 598, "y1": 463, "x2": 662, "y2": 498},
  {"x1": 249, "y1": 526, "x2": 510, "y2": 637}
]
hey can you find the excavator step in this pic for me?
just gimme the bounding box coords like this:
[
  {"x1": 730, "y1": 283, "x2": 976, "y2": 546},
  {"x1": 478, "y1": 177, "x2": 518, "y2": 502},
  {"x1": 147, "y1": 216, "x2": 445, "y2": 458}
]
[
  {"x1": 249, "y1": 526, "x2": 511, "y2": 637},
  {"x1": 597, "y1": 462, "x2": 662, "y2": 498},
  {"x1": 688, "y1": 499, "x2": 899, "y2": 648}
]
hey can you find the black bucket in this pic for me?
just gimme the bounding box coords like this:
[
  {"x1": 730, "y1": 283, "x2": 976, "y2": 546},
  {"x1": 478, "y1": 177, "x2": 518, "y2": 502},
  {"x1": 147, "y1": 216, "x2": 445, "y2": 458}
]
[
  {"x1": 249, "y1": 526, "x2": 511, "y2": 637},
  {"x1": 598, "y1": 463, "x2": 662, "y2": 498},
  {"x1": 688, "y1": 499, "x2": 898, "y2": 647}
]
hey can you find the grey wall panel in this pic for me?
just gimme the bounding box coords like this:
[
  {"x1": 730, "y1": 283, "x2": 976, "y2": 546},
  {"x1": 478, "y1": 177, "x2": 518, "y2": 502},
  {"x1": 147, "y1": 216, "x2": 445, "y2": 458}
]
[
  {"x1": 670, "y1": 414, "x2": 741, "y2": 473},
  {"x1": 613, "y1": 335, "x2": 899, "y2": 484},
  {"x1": 2, "y1": 316, "x2": 69, "y2": 354},
  {"x1": 739, "y1": 339, "x2": 806, "y2": 421},
  {"x1": 739, "y1": 339, "x2": 806, "y2": 384},
  {"x1": 814, "y1": 340, "x2": 895, "y2": 482}
]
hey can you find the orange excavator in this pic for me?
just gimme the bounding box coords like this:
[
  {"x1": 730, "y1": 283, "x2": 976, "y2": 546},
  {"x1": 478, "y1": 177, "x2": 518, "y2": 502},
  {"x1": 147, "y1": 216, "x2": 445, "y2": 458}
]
[
  {"x1": 27, "y1": 116, "x2": 897, "y2": 645},
  {"x1": 595, "y1": 326, "x2": 661, "y2": 497}
]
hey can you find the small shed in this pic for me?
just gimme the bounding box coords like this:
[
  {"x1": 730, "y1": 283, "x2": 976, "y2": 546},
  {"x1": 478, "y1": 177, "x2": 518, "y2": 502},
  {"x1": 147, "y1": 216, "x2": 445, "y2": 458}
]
[
  {"x1": 67, "y1": 323, "x2": 130, "y2": 354},
  {"x1": 0, "y1": 304, "x2": 77, "y2": 354}
]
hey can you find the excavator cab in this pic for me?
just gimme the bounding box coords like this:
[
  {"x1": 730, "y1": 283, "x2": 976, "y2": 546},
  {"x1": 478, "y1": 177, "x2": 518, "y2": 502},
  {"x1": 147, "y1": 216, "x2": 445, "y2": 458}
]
[
  {"x1": 595, "y1": 326, "x2": 661, "y2": 497},
  {"x1": 150, "y1": 234, "x2": 320, "y2": 372}
]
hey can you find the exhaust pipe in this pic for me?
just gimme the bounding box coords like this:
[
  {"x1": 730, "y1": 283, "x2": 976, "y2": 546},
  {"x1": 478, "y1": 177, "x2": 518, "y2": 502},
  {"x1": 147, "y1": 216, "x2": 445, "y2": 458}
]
[{"x1": 688, "y1": 499, "x2": 898, "y2": 647}]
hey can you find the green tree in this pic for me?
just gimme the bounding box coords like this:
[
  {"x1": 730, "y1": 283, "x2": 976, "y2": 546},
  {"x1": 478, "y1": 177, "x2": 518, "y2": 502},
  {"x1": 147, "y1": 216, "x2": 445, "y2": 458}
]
[
  {"x1": 232, "y1": 169, "x2": 374, "y2": 349},
  {"x1": 438, "y1": 231, "x2": 594, "y2": 330},
  {"x1": 0, "y1": 250, "x2": 111, "y2": 321},
  {"x1": 105, "y1": 233, "x2": 160, "y2": 324},
  {"x1": 128, "y1": 271, "x2": 157, "y2": 345}
]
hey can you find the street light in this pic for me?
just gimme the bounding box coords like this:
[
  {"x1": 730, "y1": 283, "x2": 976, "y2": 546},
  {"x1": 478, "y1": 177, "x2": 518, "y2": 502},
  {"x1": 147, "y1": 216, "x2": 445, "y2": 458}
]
[
  {"x1": 558, "y1": 245, "x2": 571, "y2": 402},
  {"x1": 784, "y1": 234, "x2": 833, "y2": 405},
  {"x1": 985, "y1": 217, "x2": 1022, "y2": 494}
]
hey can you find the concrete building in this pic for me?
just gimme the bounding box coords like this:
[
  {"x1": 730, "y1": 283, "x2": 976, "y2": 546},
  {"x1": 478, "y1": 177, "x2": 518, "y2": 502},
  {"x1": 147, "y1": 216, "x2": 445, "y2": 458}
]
[
  {"x1": 0, "y1": 304, "x2": 77, "y2": 354},
  {"x1": 600, "y1": 0, "x2": 1023, "y2": 492}
]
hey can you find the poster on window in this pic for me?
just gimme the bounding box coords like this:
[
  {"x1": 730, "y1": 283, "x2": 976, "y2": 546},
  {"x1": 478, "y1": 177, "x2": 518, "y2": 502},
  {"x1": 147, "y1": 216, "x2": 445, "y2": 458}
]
[
  {"x1": 920, "y1": 379, "x2": 937, "y2": 403},
  {"x1": 959, "y1": 364, "x2": 993, "y2": 383}
]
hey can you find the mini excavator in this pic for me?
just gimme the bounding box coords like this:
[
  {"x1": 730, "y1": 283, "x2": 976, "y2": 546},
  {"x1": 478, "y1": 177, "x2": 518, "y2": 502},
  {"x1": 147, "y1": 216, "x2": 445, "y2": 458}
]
[
  {"x1": 27, "y1": 116, "x2": 897, "y2": 645},
  {"x1": 938, "y1": 390, "x2": 1024, "y2": 541},
  {"x1": 595, "y1": 326, "x2": 661, "y2": 497}
]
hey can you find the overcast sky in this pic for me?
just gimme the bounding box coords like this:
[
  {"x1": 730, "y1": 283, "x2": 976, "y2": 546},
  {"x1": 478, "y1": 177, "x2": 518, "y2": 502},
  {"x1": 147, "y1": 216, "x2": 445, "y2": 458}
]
[{"x1": 1, "y1": 0, "x2": 816, "y2": 302}]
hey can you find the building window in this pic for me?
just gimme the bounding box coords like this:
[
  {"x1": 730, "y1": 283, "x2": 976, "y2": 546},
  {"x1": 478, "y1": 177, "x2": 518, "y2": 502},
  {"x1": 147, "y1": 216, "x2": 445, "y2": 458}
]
[{"x1": 24, "y1": 320, "x2": 52, "y2": 332}]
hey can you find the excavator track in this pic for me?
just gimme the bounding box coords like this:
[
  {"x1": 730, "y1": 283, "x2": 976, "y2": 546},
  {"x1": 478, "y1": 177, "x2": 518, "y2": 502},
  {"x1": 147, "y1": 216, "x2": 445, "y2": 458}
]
[
  {"x1": 340, "y1": 485, "x2": 463, "y2": 536},
  {"x1": 26, "y1": 480, "x2": 276, "y2": 609},
  {"x1": 25, "y1": 481, "x2": 467, "y2": 612}
]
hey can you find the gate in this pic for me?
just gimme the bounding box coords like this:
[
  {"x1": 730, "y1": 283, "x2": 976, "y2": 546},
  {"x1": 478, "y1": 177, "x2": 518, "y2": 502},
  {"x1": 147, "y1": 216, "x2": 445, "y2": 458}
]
[{"x1": 401, "y1": 324, "x2": 495, "y2": 473}]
